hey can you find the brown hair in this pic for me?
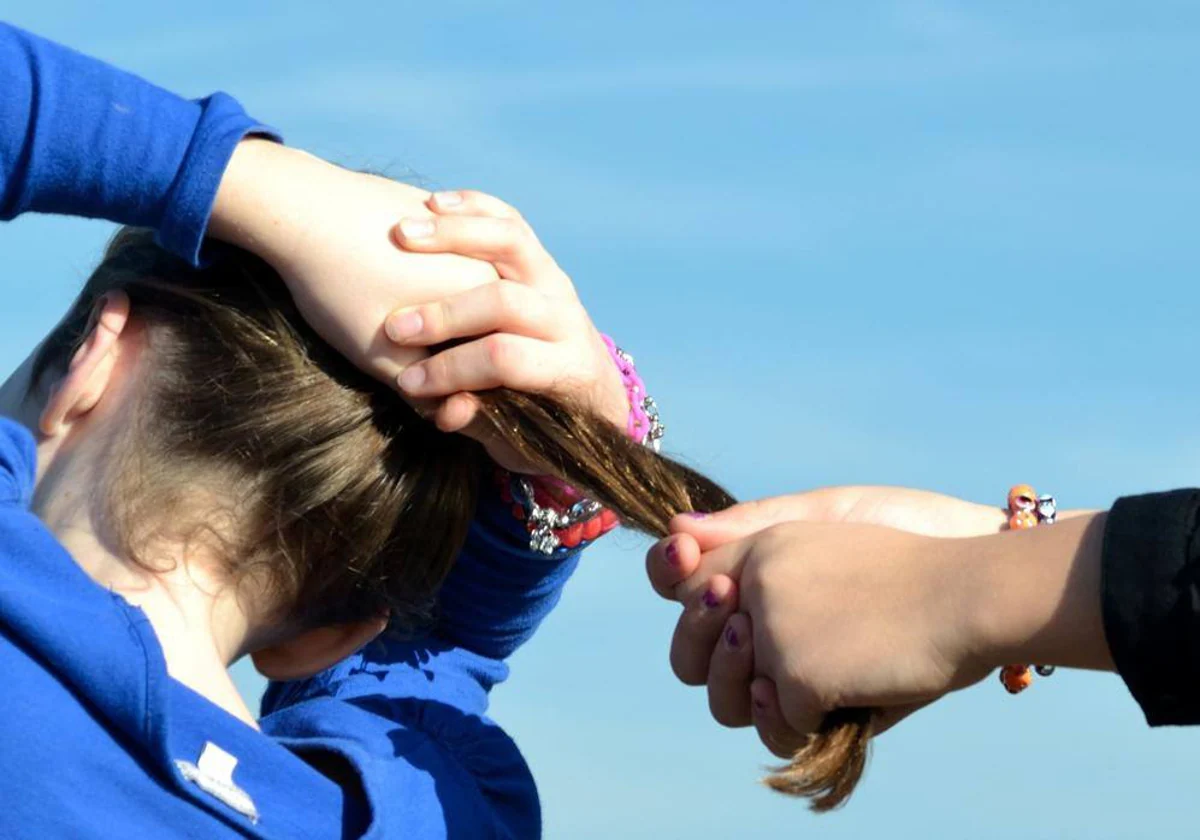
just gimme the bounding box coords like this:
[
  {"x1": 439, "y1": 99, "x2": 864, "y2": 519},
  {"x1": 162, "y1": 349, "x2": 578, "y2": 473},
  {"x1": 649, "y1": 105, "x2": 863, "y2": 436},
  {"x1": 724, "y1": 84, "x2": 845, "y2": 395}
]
[{"x1": 32, "y1": 228, "x2": 870, "y2": 810}]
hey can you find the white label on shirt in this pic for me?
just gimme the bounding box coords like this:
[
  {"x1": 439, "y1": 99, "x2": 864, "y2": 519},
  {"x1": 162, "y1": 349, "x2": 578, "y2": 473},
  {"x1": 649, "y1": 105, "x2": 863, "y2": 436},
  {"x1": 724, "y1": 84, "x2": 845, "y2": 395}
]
[{"x1": 176, "y1": 741, "x2": 259, "y2": 824}]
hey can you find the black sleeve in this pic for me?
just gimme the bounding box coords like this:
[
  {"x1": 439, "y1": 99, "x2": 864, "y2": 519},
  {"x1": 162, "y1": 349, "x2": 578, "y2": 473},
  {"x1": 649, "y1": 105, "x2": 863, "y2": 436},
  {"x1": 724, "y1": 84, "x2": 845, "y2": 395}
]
[{"x1": 1102, "y1": 489, "x2": 1200, "y2": 725}]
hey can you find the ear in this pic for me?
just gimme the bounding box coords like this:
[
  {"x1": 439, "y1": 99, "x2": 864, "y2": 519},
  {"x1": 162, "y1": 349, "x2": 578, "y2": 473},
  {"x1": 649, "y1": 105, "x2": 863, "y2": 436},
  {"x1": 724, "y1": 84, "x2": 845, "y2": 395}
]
[
  {"x1": 39, "y1": 292, "x2": 132, "y2": 438},
  {"x1": 250, "y1": 614, "x2": 389, "y2": 681}
]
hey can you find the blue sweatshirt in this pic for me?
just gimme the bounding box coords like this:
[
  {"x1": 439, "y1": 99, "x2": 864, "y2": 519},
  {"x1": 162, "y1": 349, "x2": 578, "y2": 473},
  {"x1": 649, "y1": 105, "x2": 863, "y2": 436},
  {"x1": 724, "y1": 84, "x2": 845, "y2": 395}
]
[{"x1": 0, "y1": 22, "x2": 582, "y2": 839}]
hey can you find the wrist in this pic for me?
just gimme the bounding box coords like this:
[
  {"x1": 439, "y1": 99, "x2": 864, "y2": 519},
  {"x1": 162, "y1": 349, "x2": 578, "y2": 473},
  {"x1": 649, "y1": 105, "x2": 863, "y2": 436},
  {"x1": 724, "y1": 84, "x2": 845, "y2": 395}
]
[
  {"x1": 596, "y1": 341, "x2": 633, "y2": 430},
  {"x1": 208, "y1": 139, "x2": 323, "y2": 268},
  {"x1": 964, "y1": 512, "x2": 1113, "y2": 673}
]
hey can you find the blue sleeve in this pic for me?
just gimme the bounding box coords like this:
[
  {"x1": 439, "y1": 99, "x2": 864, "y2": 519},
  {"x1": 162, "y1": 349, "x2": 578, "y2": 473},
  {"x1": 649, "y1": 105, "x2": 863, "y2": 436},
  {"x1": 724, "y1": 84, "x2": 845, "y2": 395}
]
[
  {"x1": 0, "y1": 22, "x2": 279, "y2": 265},
  {"x1": 434, "y1": 490, "x2": 584, "y2": 661},
  {"x1": 263, "y1": 656, "x2": 540, "y2": 839},
  {"x1": 0, "y1": 419, "x2": 35, "y2": 508}
]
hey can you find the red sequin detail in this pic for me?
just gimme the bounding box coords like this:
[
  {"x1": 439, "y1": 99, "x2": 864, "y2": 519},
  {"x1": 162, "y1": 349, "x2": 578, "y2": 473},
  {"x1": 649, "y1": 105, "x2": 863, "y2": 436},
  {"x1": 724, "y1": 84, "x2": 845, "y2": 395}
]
[{"x1": 559, "y1": 524, "x2": 585, "y2": 548}]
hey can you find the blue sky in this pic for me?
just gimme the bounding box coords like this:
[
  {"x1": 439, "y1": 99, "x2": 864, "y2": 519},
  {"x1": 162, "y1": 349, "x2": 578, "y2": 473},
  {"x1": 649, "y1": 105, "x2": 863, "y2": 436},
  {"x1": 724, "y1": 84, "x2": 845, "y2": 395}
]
[{"x1": 4, "y1": 1, "x2": 1200, "y2": 836}]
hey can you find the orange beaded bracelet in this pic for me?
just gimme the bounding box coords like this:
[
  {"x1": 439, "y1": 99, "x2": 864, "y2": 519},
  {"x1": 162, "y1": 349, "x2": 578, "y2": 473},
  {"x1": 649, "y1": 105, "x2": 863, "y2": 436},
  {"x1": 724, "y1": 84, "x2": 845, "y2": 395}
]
[{"x1": 999, "y1": 484, "x2": 1058, "y2": 694}]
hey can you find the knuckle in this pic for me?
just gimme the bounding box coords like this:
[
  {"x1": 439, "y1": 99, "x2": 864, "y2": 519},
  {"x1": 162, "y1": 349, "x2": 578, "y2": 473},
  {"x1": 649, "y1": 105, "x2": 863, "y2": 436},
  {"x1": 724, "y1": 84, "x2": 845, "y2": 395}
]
[
  {"x1": 421, "y1": 302, "x2": 448, "y2": 338},
  {"x1": 490, "y1": 281, "x2": 521, "y2": 317},
  {"x1": 482, "y1": 333, "x2": 509, "y2": 368},
  {"x1": 758, "y1": 521, "x2": 795, "y2": 550},
  {"x1": 483, "y1": 334, "x2": 523, "y2": 378},
  {"x1": 423, "y1": 354, "x2": 450, "y2": 388},
  {"x1": 492, "y1": 218, "x2": 527, "y2": 254},
  {"x1": 741, "y1": 527, "x2": 792, "y2": 594},
  {"x1": 501, "y1": 201, "x2": 527, "y2": 225},
  {"x1": 778, "y1": 681, "x2": 836, "y2": 733},
  {"x1": 739, "y1": 556, "x2": 770, "y2": 602},
  {"x1": 670, "y1": 649, "x2": 704, "y2": 687}
]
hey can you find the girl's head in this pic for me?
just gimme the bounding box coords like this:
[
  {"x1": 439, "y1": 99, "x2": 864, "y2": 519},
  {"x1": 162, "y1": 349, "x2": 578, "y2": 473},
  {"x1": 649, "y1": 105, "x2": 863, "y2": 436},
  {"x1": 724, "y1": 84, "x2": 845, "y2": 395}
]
[
  {"x1": 18, "y1": 227, "x2": 732, "y2": 674},
  {"x1": 9, "y1": 227, "x2": 872, "y2": 809},
  {"x1": 24, "y1": 229, "x2": 486, "y2": 672}
]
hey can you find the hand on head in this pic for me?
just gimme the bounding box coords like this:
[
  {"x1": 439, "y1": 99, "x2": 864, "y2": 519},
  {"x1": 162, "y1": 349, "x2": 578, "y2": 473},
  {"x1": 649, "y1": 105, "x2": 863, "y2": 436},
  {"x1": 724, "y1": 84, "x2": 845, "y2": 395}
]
[
  {"x1": 213, "y1": 146, "x2": 629, "y2": 474},
  {"x1": 387, "y1": 190, "x2": 630, "y2": 472}
]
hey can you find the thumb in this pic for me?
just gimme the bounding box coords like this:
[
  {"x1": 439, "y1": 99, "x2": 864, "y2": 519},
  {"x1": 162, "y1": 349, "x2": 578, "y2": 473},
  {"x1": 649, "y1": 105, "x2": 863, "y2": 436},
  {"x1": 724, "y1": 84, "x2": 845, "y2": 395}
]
[{"x1": 670, "y1": 492, "x2": 837, "y2": 551}]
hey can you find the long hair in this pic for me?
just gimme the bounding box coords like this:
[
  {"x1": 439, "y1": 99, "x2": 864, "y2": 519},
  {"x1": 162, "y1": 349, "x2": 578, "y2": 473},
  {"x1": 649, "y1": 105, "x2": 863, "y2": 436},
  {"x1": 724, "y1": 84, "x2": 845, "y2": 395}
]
[{"x1": 32, "y1": 228, "x2": 870, "y2": 810}]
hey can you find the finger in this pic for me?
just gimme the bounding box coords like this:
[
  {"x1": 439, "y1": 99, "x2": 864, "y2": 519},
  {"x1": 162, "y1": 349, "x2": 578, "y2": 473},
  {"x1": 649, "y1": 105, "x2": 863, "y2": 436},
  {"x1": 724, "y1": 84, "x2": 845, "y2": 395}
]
[
  {"x1": 645, "y1": 533, "x2": 702, "y2": 600},
  {"x1": 397, "y1": 334, "x2": 555, "y2": 399},
  {"x1": 772, "y1": 675, "x2": 827, "y2": 739},
  {"x1": 749, "y1": 678, "x2": 810, "y2": 760},
  {"x1": 668, "y1": 495, "x2": 829, "y2": 551},
  {"x1": 671, "y1": 539, "x2": 752, "y2": 605},
  {"x1": 428, "y1": 189, "x2": 522, "y2": 220},
  {"x1": 385, "y1": 281, "x2": 556, "y2": 347},
  {"x1": 393, "y1": 215, "x2": 556, "y2": 284},
  {"x1": 707, "y1": 612, "x2": 755, "y2": 727},
  {"x1": 431, "y1": 392, "x2": 482, "y2": 434},
  {"x1": 670, "y1": 575, "x2": 738, "y2": 686}
]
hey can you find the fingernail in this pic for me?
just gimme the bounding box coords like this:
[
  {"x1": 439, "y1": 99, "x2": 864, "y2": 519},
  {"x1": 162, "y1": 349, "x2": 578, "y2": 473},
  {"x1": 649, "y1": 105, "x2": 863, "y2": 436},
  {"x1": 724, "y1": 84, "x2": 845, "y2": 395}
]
[
  {"x1": 664, "y1": 541, "x2": 680, "y2": 567},
  {"x1": 685, "y1": 512, "x2": 708, "y2": 520},
  {"x1": 386, "y1": 310, "x2": 424, "y2": 342},
  {"x1": 724, "y1": 625, "x2": 740, "y2": 649},
  {"x1": 398, "y1": 366, "x2": 426, "y2": 392},
  {"x1": 702, "y1": 588, "x2": 721, "y2": 609},
  {"x1": 433, "y1": 191, "x2": 462, "y2": 208},
  {"x1": 399, "y1": 218, "x2": 435, "y2": 239}
]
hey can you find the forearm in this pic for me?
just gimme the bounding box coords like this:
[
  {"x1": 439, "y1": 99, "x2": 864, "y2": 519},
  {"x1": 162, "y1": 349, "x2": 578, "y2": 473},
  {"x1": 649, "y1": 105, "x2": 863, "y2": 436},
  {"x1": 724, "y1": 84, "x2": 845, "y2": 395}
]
[
  {"x1": 967, "y1": 511, "x2": 1114, "y2": 673},
  {"x1": 967, "y1": 490, "x2": 1200, "y2": 727},
  {"x1": 0, "y1": 22, "x2": 275, "y2": 262}
]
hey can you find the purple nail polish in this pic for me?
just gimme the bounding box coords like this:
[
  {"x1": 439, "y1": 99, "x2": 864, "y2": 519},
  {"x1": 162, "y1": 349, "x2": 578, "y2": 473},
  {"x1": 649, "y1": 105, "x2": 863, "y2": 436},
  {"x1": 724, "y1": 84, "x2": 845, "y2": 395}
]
[
  {"x1": 724, "y1": 625, "x2": 739, "y2": 648},
  {"x1": 664, "y1": 542, "x2": 680, "y2": 567},
  {"x1": 702, "y1": 589, "x2": 721, "y2": 609},
  {"x1": 752, "y1": 696, "x2": 767, "y2": 712}
]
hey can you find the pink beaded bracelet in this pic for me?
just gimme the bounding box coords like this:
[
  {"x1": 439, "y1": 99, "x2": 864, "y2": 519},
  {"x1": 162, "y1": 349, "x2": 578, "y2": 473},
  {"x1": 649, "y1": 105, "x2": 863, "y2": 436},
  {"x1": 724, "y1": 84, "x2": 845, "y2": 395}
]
[{"x1": 601, "y1": 334, "x2": 664, "y2": 450}]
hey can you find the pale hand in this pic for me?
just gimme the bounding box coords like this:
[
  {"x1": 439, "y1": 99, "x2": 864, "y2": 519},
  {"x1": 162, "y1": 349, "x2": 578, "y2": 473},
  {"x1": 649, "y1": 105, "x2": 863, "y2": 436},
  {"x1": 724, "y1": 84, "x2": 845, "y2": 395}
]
[
  {"x1": 210, "y1": 140, "x2": 501, "y2": 396},
  {"x1": 210, "y1": 142, "x2": 626, "y2": 471},
  {"x1": 386, "y1": 189, "x2": 629, "y2": 472}
]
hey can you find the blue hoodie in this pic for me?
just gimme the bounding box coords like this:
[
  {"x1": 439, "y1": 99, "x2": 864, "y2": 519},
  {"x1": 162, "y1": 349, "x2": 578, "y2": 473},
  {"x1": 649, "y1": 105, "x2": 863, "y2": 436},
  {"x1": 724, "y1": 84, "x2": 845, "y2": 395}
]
[{"x1": 0, "y1": 22, "x2": 584, "y2": 838}]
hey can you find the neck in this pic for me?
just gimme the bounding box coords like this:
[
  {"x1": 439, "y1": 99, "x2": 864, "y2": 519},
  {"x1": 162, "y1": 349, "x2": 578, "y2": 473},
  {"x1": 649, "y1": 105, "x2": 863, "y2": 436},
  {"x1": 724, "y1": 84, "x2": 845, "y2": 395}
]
[
  {"x1": 49, "y1": 516, "x2": 261, "y2": 729},
  {"x1": 7, "y1": 367, "x2": 263, "y2": 730}
]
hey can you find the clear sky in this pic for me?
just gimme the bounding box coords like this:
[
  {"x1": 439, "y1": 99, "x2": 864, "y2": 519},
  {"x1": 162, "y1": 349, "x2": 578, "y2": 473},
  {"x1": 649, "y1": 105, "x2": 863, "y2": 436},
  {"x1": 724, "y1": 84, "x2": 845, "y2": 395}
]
[{"x1": 4, "y1": 2, "x2": 1200, "y2": 837}]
